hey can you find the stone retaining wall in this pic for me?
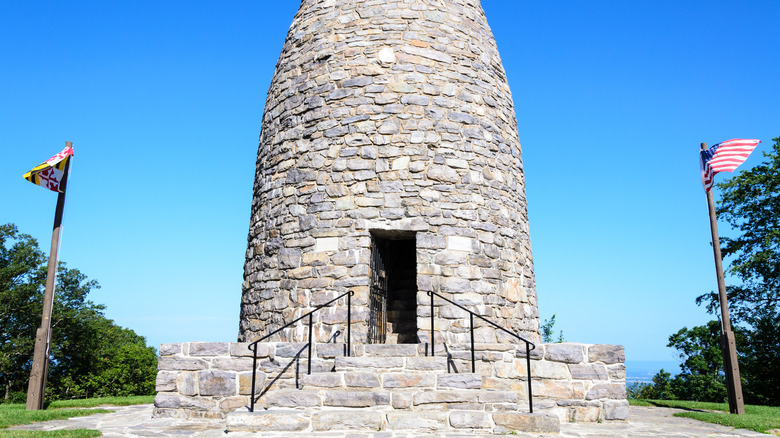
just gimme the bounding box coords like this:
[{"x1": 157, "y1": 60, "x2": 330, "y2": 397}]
[{"x1": 154, "y1": 341, "x2": 627, "y2": 422}]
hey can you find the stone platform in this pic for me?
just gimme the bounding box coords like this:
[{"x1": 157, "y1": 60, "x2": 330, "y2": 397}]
[{"x1": 154, "y1": 341, "x2": 626, "y2": 434}]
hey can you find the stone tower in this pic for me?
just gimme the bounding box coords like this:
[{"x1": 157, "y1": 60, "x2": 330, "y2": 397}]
[{"x1": 239, "y1": 0, "x2": 539, "y2": 346}]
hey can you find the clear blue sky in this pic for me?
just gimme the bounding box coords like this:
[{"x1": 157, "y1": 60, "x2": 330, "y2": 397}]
[{"x1": 2, "y1": 1, "x2": 778, "y2": 363}]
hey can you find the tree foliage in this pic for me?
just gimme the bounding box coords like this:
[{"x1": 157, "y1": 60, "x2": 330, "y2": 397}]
[{"x1": 0, "y1": 224, "x2": 157, "y2": 402}]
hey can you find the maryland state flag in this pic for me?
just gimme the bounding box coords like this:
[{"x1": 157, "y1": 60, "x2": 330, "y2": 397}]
[{"x1": 23, "y1": 146, "x2": 74, "y2": 193}]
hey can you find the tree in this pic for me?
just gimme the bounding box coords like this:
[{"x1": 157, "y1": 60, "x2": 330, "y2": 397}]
[
  {"x1": 540, "y1": 314, "x2": 564, "y2": 343},
  {"x1": 0, "y1": 223, "x2": 157, "y2": 402}
]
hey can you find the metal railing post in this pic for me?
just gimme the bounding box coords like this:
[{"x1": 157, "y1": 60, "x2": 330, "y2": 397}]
[
  {"x1": 470, "y1": 312, "x2": 475, "y2": 373},
  {"x1": 249, "y1": 342, "x2": 258, "y2": 412},
  {"x1": 527, "y1": 342, "x2": 533, "y2": 413},
  {"x1": 430, "y1": 292, "x2": 434, "y2": 357},
  {"x1": 308, "y1": 313, "x2": 313, "y2": 375},
  {"x1": 347, "y1": 291, "x2": 351, "y2": 357}
]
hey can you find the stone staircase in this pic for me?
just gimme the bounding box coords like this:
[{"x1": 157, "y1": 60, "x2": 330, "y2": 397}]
[{"x1": 224, "y1": 343, "x2": 559, "y2": 434}]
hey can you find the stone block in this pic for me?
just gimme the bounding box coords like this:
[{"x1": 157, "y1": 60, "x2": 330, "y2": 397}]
[
  {"x1": 335, "y1": 356, "x2": 404, "y2": 369},
  {"x1": 212, "y1": 357, "x2": 254, "y2": 371},
  {"x1": 405, "y1": 356, "x2": 447, "y2": 371},
  {"x1": 588, "y1": 345, "x2": 625, "y2": 364},
  {"x1": 392, "y1": 392, "x2": 413, "y2": 409},
  {"x1": 436, "y1": 373, "x2": 482, "y2": 389},
  {"x1": 604, "y1": 400, "x2": 629, "y2": 420},
  {"x1": 449, "y1": 411, "x2": 491, "y2": 429},
  {"x1": 532, "y1": 380, "x2": 574, "y2": 399},
  {"x1": 198, "y1": 371, "x2": 235, "y2": 396},
  {"x1": 158, "y1": 357, "x2": 208, "y2": 371},
  {"x1": 323, "y1": 391, "x2": 390, "y2": 407},
  {"x1": 154, "y1": 393, "x2": 214, "y2": 411},
  {"x1": 177, "y1": 372, "x2": 198, "y2": 396},
  {"x1": 586, "y1": 383, "x2": 627, "y2": 400},
  {"x1": 608, "y1": 364, "x2": 627, "y2": 380},
  {"x1": 259, "y1": 389, "x2": 320, "y2": 408},
  {"x1": 230, "y1": 342, "x2": 270, "y2": 358},
  {"x1": 218, "y1": 396, "x2": 248, "y2": 413},
  {"x1": 382, "y1": 373, "x2": 435, "y2": 388},
  {"x1": 345, "y1": 372, "x2": 380, "y2": 388},
  {"x1": 315, "y1": 343, "x2": 349, "y2": 358},
  {"x1": 311, "y1": 411, "x2": 384, "y2": 431},
  {"x1": 275, "y1": 343, "x2": 308, "y2": 357},
  {"x1": 155, "y1": 371, "x2": 177, "y2": 392},
  {"x1": 570, "y1": 406, "x2": 600, "y2": 422},
  {"x1": 386, "y1": 412, "x2": 447, "y2": 431},
  {"x1": 544, "y1": 343, "x2": 584, "y2": 363},
  {"x1": 492, "y1": 413, "x2": 560, "y2": 433},
  {"x1": 414, "y1": 390, "x2": 477, "y2": 405},
  {"x1": 364, "y1": 344, "x2": 418, "y2": 357},
  {"x1": 238, "y1": 372, "x2": 266, "y2": 395},
  {"x1": 569, "y1": 364, "x2": 608, "y2": 380},
  {"x1": 189, "y1": 342, "x2": 229, "y2": 356},
  {"x1": 478, "y1": 391, "x2": 520, "y2": 404},
  {"x1": 158, "y1": 343, "x2": 182, "y2": 356},
  {"x1": 531, "y1": 360, "x2": 570, "y2": 379},
  {"x1": 226, "y1": 411, "x2": 309, "y2": 432},
  {"x1": 301, "y1": 373, "x2": 342, "y2": 388}
]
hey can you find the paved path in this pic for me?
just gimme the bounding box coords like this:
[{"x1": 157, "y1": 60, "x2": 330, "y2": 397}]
[{"x1": 10, "y1": 404, "x2": 771, "y2": 437}]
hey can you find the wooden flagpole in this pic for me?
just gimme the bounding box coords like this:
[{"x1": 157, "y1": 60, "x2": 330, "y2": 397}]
[
  {"x1": 701, "y1": 142, "x2": 745, "y2": 415},
  {"x1": 25, "y1": 141, "x2": 72, "y2": 410}
]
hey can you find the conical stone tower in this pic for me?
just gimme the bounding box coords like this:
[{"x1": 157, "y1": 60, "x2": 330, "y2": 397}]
[{"x1": 240, "y1": 0, "x2": 539, "y2": 347}]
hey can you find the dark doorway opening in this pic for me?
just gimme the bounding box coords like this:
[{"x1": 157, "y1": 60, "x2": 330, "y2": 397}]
[{"x1": 369, "y1": 232, "x2": 418, "y2": 344}]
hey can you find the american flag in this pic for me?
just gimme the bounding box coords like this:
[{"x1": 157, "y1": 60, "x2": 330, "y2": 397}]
[{"x1": 700, "y1": 139, "x2": 761, "y2": 192}]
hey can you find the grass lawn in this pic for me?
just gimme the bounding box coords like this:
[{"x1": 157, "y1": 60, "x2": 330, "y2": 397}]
[
  {"x1": 629, "y1": 399, "x2": 780, "y2": 434},
  {"x1": 0, "y1": 395, "x2": 155, "y2": 438}
]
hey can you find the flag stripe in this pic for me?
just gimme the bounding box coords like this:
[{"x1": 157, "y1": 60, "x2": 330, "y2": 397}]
[{"x1": 700, "y1": 139, "x2": 760, "y2": 192}]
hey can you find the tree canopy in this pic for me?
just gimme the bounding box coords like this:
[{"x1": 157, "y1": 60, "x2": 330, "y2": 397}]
[{"x1": 0, "y1": 224, "x2": 157, "y2": 402}]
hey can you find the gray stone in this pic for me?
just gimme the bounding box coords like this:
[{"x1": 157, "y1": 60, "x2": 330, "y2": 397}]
[
  {"x1": 436, "y1": 373, "x2": 482, "y2": 389},
  {"x1": 386, "y1": 412, "x2": 448, "y2": 431},
  {"x1": 544, "y1": 343, "x2": 584, "y2": 363},
  {"x1": 189, "y1": 342, "x2": 229, "y2": 356},
  {"x1": 158, "y1": 343, "x2": 182, "y2": 356},
  {"x1": 492, "y1": 412, "x2": 560, "y2": 433},
  {"x1": 158, "y1": 357, "x2": 208, "y2": 371},
  {"x1": 260, "y1": 389, "x2": 320, "y2": 407},
  {"x1": 569, "y1": 364, "x2": 609, "y2": 380},
  {"x1": 449, "y1": 411, "x2": 491, "y2": 429},
  {"x1": 301, "y1": 373, "x2": 342, "y2": 388},
  {"x1": 311, "y1": 411, "x2": 384, "y2": 431},
  {"x1": 382, "y1": 373, "x2": 435, "y2": 388},
  {"x1": 586, "y1": 383, "x2": 627, "y2": 400},
  {"x1": 588, "y1": 345, "x2": 625, "y2": 364},
  {"x1": 198, "y1": 371, "x2": 235, "y2": 396},
  {"x1": 344, "y1": 372, "x2": 380, "y2": 388},
  {"x1": 604, "y1": 400, "x2": 630, "y2": 420},
  {"x1": 323, "y1": 391, "x2": 390, "y2": 407},
  {"x1": 226, "y1": 411, "x2": 309, "y2": 432}
]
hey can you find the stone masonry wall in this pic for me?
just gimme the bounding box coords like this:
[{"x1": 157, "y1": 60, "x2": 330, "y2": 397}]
[
  {"x1": 154, "y1": 342, "x2": 627, "y2": 422},
  {"x1": 241, "y1": 0, "x2": 539, "y2": 346}
]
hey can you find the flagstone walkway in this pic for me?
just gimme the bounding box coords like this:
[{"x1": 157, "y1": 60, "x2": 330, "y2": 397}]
[{"x1": 9, "y1": 404, "x2": 772, "y2": 437}]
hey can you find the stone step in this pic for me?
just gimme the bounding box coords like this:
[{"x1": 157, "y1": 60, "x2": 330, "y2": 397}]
[
  {"x1": 226, "y1": 409, "x2": 559, "y2": 434},
  {"x1": 297, "y1": 371, "x2": 486, "y2": 391},
  {"x1": 334, "y1": 355, "x2": 448, "y2": 372}
]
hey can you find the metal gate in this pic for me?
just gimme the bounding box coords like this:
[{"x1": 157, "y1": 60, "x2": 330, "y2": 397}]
[{"x1": 368, "y1": 239, "x2": 387, "y2": 344}]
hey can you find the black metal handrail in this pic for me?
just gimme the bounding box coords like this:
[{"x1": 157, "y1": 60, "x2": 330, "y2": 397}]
[
  {"x1": 426, "y1": 290, "x2": 536, "y2": 413},
  {"x1": 247, "y1": 290, "x2": 353, "y2": 412}
]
